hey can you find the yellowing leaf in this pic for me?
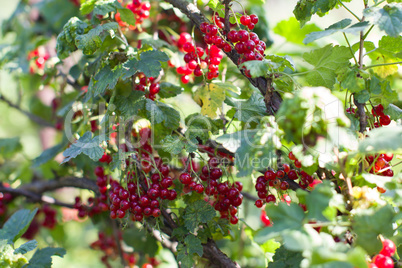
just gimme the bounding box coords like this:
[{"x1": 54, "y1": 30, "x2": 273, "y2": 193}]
[
  {"x1": 194, "y1": 83, "x2": 226, "y2": 118},
  {"x1": 372, "y1": 56, "x2": 399, "y2": 78}
]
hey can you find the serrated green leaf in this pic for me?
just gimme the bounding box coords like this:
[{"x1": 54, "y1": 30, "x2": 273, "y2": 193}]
[
  {"x1": 226, "y1": 92, "x2": 267, "y2": 123},
  {"x1": 145, "y1": 100, "x2": 181, "y2": 130},
  {"x1": 61, "y1": 131, "x2": 105, "y2": 163},
  {"x1": 270, "y1": 245, "x2": 303, "y2": 268},
  {"x1": 26, "y1": 247, "x2": 66, "y2": 268},
  {"x1": 293, "y1": 0, "x2": 339, "y2": 26},
  {"x1": 364, "y1": 4, "x2": 402, "y2": 37},
  {"x1": 75, "y1": 22, "x2": 118, "y2": 55},
  {"x1": 184, "y1": 113, "x2": 222, "y2": 145},
  {"x1": 274, "y1": 17, "x2": 321, "y2": 45},
  {"x1": 56, "y1": 17, "x2": 89, "y2": 59},
  {"x1": 304, "y1": 19, "x2": 369, "y2": 44},
  {"x1": 303, "y1": 44, "x2": 352, "y2": 89},
  {"x1": 118, "y1": 7, "x2": 136, "y2": 25},
  {"x1": 0, "y1": 137, "x2": 22, "y2": 158},
  {"x1": 32, "y1": 143, "x2": 66, "y2": 167},
  {"x1": 194, "y1": 83, "x2": 227, "y2": 118},
  {"x1": 158, "y1": 82, "x2": 183, "y2": 98},
  {"x1": 80, "y1": 0, "x2": 96, "y2": 15},
  {"x1": 115, "y1": 90, "x2": 146, "y2": 117},
  {"x1": 0, "y1": 209, "x2": 38, "y2": 243},
  {"x1": 14, "y1": 240, "x2": 38, "y2": 254},
  {"x1": 177, "y1": 247, "x2": 194, "y2": 268},
  {"x1": 358, "y1": 126, "x2": 402, "y2": 154},
  {"x1": 122, "y1": 50, "x2": 169, "y2": 79},
  {"x1": 183, "y1": 200, "x2": 216, "y2": 232},
  {"x1": 184, "y1": 235, "x2": 203, "y2": 257},
  {"x1": 377, "y1": 35, "x2": 402, "y2": 59},
  {"x1": 91, "y1": 64, "x2": 122, "y2": 97},
  {"x1": 254, "y1": 202, "x2": 305, "y2": 244},
  {"x1": 160, "y1": 135, "x2": 185, "y2": 154},
  {"x1": 353, "y1": 205, "x2": 395, "y2": 255},
  {"x1": 93, "y1": 0, "x2": 121, "y2": 16}
]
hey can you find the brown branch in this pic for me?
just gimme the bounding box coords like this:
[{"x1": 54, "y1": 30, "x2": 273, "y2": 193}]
[
  {"x1": 0, "y1": 94, "x2": 54, "y2": 127},
  {"x1": 223, "y1": 0, "x2": 231, "y2": 34},
  {"x1": 163, "y1": 0, "x2": 282, "y2": 114},
  {"x1": 202, "y1": 239, "x2": 240, "y2": 268},
  {"x1": 354, "y1": 97, "x2": 367, "y2": 133},
  {"x1": 0, "y1": 185, "x2": 74, "y2": 208},
  {"x1": 19, "y1": 176, "x2": 99, "y2": 195}
]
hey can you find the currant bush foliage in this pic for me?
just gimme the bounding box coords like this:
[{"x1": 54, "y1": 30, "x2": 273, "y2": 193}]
[{"x1": 0, "y1": 0, "x2": 401, "y2": 267}]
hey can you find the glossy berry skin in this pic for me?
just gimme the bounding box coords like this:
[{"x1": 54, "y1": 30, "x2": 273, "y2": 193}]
[
  {"x1": 250, "y1": 14, "x2": 259, "y2": 24},
  {"x1": 288, "y1": 151, "x2": 296, "y2": 160},
  {"x1": 240, "y1": 15, "x2": 251, "y2": 25},
  {"x1": 264, "y1": 170, "x2": 276, "y2": 181},
  {"x1": 179, "y1": 173, "x2": 192, "y2": 184},
  {"x1": 266, "y1": 194, "x2": 276, "y2": 203},
  {"x1": 380, "y1": 239, "x2": 396, "y2": 257},
  {"x1": 373, "y1": 254, "x2": 394, "y2": 268},
  {"x1": 255, "y1": 199, "x2": 263, "y2": 208}
]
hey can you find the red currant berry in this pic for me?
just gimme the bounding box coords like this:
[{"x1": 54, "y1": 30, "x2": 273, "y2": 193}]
[
  {"x1": 255, "y1": 199, "x2": 263, "y2": 208},
  {"x1": 240, "y1": 15, "x2": 251, "y2": 26},
  {"x1": 250, "y1": 14, "x2": 259, "y2": 24},
  {"x1": 373, "y1": 254, "x2": 394, "y2": 268},
  {"x1": 380, "y1": 115, "x2": 391, "y2": 126},
  {"x1": 266, "y1": 194, "x2": 276, "y2": 203},
  {"x1": 380, "y1": 239, "x2": 396, "y2": 257},
  {"x1": 264, "y1": 170, "x2": 276, "y2": 181}
]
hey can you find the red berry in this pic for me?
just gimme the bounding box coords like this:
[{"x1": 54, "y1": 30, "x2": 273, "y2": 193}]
[
  {"x1": 266, "y1": 194, "x2": 276, "y2": 203},
  {"x1": 181, "y1": 75, "x2": 190, "y2": 84},
  {"x1": 237, "y1": 30, "x2": 249, "y2": 42},
  {"x1": 152, "y1": 208, "x2": 161, "y2": 217},
  {"x1": 264, "y1": 170, "x2": 276, "y2": 181},
  {"x1": 373, "y1": 254, "x2": 394, "y2": 268},
  {"x1": 380, "y1": 239, "x2": 396, "y2": 257},
  {"x1": 247, "y1": 23, "x2": 255, "y2": 30},
  {"x1": 183, "y1": 42, "x2": 194, "y2": 53},
  {"x1": 380, "y1": 115, "x2": 391, "y2": 126},
  {"x1": 280, "y1": 181, "x2": 289, "y2": 190},
  {"x1": 294, "y1": 160, "x2": 302, "y2": 168},
  {"x1": 255, "y1": 199, "x2": 263, "y2": 208},
  {"x1": 240, "y1": 15, "x2": 251, "y2": 26},
  {"x1": 223, "y1": 43, "x2": 232, "y2": 52},
  {"x1": 200, "y1": 22, "x2": 208, "y2": 33},
  {"x1": 227, "y1": 30, "x2": 238, "y2": 42},
  {"x1": 195, "y1": 184, "x2": 205, "y2": 193},
  {"x1": 372, "y1": 104, "x2": 384, "y2": 116},
  {"x1": 230, "y1": 215, "x2": 239, "y2": 224},
  {"x1": 179, "y1": 173, "x2": 192, "y2": 185},
  {"x1": 382, "y1": 153, "x2": 393, "y2": 162},
  {"x1": 250, "y1": 14, "x2": 259, "y2": 24},
  {"x1": 276, "y1": 170, "x2": 285, "y2": 179},
  {"x1": 288, "y1": 151, "x2": 296, "y2": 160},
  {"x1": 116, "y1": 209, "x2": 125, "y2": 218}
]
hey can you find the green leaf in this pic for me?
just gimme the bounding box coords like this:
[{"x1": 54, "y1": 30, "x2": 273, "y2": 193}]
[
  {"x1": 358, "y1": 126, "x2": 402, "y2": 154},
  {"x1": 303, "y1": 44, "x2": 352, "y2": 89},
  {"x1": 364, "y1": 4, "x2": 402, "y2": 37},
  {"x1": 93, "y1": 0, "x2": 121, "y2": 16},
  {"x1": 32, "y1": 143, "x2": 65, "y2": 167},
  {"x1": 194, "y1": 83, "x2": 228, "y2": 118},
  {"x1": 177, "y1": 246, "x2": 194, "y2": 268},
  {"x1": 115, "y1": 90, "x2": 146, "y2": 117},
  {"x1": 293, "y1": 0, "x2": 339, "y2": 26},
  {"x1": 158, "y1": 82, "x2": 183, "y2": 98},
  {"x1": 254, "y1": 202, "x2": 305, "y2": 244},
  {"x1": 384, "y1": 103, "x2": 402, "y2": 120},
  {"x1": 226, "y1": 91, "x2": 267, "y2": 123},
  {"x1": 122, "y1": 50, "x2": 169, "y2": 79},
  {"x1": 80, "y1": 0, "x2": 96, "y2": 15},
  {"x1": 160, "y1": 135, "x2": 185, "y2": 154},
  {"x1": 61, "y1": 131, "x2": 105, "y2": 163},
  {"x1": 377, "y1": 35, "x2": 402, "y2": 59},
  {"x1": 241, "y1": 56, "x2": 295, "y2": 78},
  {"x1": 184, "y1": 235, "x2": 203, "y2": 257},
  {"x1": 297, "y1": 181, "x2": 344, "y2": 222},
  {"x1": 91, "y1": 64, "x2": 122, "y2": 97},
  {"x1": 207, "y1": 0, "x2": 223, "y2": 10},
  {"x1": 56, "y1": 17, "x2": 89, "y2": 59},
  {"x1": 269, "y1": 245, "x2": 303, "y2": 268},
  {"x1": 118, "y1": 7, "x2": 136, "y2": 26},
  {"x1": 0, "y1": 137, "x2": 22, "y2": 158},
  {"x1": 304, "y1": 19, "x2": 369, "y2": 44},
  {"x1": 353, "y1": 205, "x2": 395, "y2": 254},
  {"x1": 75, "y1": 22, "x2": 119, "y2": 55},
  {"x1": 183, "y1": 200, "x2": 216, "y2": 232},
  {"x1": 145, "y1": 100, "x2": 181, "y2": 130},
  {"x1": 184, "y1": 113, "x2": 223, "y2": 144},
  {"x1": 14, "y1": 240, "x2": 38, "y2": 254},
  {"x1": 26, "y1": 247, "x2": 66, "y2": 268},
  {"x1": 274, "y1": 17, "x2": 321, "y2": 45},
  {"x1": 0, "y1": 209, "x2": 38, "y2": 243}
]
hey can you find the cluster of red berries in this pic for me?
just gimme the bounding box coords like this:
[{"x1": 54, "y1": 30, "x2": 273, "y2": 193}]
[
  {"x1": 75, "y1": 180, "x2": 109, "y2": 219},
  {"x1": 174, "y1": 32, "x2": 224, "y2": 83},
  {"x1": 372, "y1": 104, "x2": 391, "y2": 127},
  {"x1": 22, "y1": 205, "x2": 57, "y2": 239},
  {"x1": 179, "y1": 156, "x2": 243, "y2": 224},
  {"x1": 28, "y1": 48, "x2": 50, "y2": 73},
  {"x1": 91, "y1": 232, "x2": 137, "y2": 268},
  {"x1": 366, "y1": 153, "x2": 394, "y2": 178},
  {"x1": 134, "y1": 73, "x2": 160, "y2": 100},
  {"x1": 115, "y1": 0, "x2": 150, "y2": 31},
  {"x1": 369, "y1": 239, "x2": 395, "y2": 268}
]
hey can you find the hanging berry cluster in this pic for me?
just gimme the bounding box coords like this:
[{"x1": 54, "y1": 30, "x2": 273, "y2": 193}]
[
  {"x1": 366, "y1": 153, "x2": 394, "y2": 177},
  {"x1": 115, "y1": 0, "x2": 151, "y2": 31},
  {"x1": 370, "y1": 239, "x2": 396, "y2": 268},
  {"x1": 371, "y1": 104, "x2": 391, "y2": 127},
  {"x1": 178, "y1": 156, "x2": 243, "y2": 225},
  {"x1": 133, "y1": 73, "x2": 160, "y2": 100},
  {"x1": 90, "y1": 232, "x2": 137, "y2": 268},
  {"x1": 176, "y1": 31, "x2": 224, "y2": 83}
]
